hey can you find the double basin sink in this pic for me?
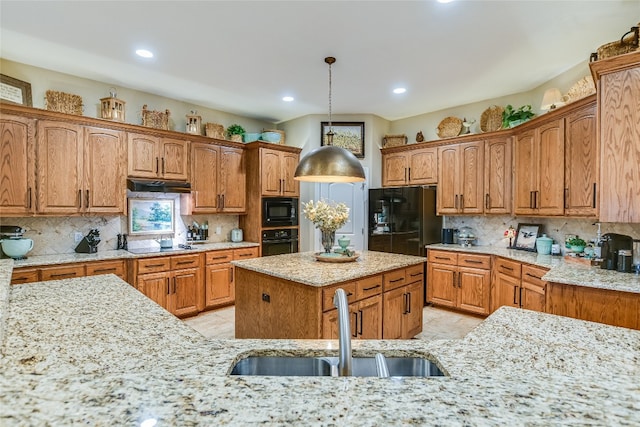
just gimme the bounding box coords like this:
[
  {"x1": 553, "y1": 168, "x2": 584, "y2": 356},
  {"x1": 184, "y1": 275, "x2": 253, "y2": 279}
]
[{"x1": 230, "y1": 356, "x2": 445, "y2": 377}]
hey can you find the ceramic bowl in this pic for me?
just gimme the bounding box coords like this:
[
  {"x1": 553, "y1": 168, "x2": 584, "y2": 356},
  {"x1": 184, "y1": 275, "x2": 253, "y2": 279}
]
[
  {"x1": 570, "y1": 245, "x2": 585, "y2": 254},
  {"x1": 243, "y1": 133, "x2": 261, "y2": 142},
  {"x1": 260, "y1": 132, "x2": 281, "y2": 143}
]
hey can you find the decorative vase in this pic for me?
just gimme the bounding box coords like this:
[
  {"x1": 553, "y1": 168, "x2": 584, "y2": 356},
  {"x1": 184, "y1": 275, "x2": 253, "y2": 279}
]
[{"x1": 321, "y1": 229, "x2": 335, "y2": 253}]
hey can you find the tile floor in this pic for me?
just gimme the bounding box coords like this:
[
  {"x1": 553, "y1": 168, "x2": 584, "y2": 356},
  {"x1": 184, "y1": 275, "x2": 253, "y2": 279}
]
[{"x1": 183, "y1": 305, "x2": 484, "y2": 341}]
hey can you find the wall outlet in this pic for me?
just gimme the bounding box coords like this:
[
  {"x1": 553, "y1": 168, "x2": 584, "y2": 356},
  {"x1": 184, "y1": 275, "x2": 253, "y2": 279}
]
[
  {"x1": 74, "y1": 232, "x2": 83, "y2": 243},
  {"x1": 215, "y1": 226, "x2": 222, "y2": 235}
]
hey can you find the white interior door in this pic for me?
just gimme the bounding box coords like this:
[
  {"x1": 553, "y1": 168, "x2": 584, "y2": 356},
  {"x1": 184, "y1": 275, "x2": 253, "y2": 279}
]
[{"x1": 316, "y1": 177, "x2": 367, "y2": 252}]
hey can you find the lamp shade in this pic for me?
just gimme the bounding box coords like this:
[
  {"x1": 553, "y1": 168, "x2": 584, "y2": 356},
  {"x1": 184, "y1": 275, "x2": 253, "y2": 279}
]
[
  {"x1": 294, "y1": 146, "x2": 365, "y2": 182},
  {"x1": 541, "y1": 88, "x2": 565, "y2": 111}
]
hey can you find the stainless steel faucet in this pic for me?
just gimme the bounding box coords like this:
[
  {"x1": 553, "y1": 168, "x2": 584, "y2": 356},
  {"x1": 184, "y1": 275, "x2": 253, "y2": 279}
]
[{"x1": 333, "y1": 288, "x2": 352, "y2": 376}]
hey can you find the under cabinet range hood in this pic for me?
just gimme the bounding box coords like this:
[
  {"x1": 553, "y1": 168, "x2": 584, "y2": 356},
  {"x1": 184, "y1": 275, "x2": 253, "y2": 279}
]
[{"x1": 127, "y1": 178, "x2": 191, "y2": 193}]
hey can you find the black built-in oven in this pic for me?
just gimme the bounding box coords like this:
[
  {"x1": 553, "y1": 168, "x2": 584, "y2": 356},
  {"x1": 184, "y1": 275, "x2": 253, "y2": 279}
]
[
  {"x1": 262, "y1": 228, "x2": 299, "y2": 256},
  {"x1": 262, "y1": 197, "x2": 298, "y2": 227}
]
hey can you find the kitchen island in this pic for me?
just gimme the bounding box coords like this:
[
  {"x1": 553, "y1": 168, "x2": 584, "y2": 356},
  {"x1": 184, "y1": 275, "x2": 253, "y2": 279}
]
[
  {"x1": 1, "y1": 264, "x2": 639, "y2": 425},
  {"x1": 232, "y1": 251, "x2": 427, "y2": 339}
]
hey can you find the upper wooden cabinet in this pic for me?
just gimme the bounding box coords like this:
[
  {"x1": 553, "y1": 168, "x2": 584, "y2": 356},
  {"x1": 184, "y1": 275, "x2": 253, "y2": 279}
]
[
  {"x1": 590, "y1": 51, "x2": 640, "y2": 223},
  {"x1": 0, "y1": 114, "x2": 36, "y2": 216},
  {"x1": 382, "y1": 147, "x2": 437, "y2": 187},
  {"x1": 127, "y1": 133, "x2": 188, "y2": 181},
  {"x1": 181, "y1": 142, "x2": 245, "y2": 214},
  {"x1": 437, "y1": 141, "x2": 484, "y2": 215},
  {"x1": 260, "y1": 147, "x2": 299, "y2": 197},
  {"x1": 483, "y1": 136, "x2": 512, "y2": 214}
]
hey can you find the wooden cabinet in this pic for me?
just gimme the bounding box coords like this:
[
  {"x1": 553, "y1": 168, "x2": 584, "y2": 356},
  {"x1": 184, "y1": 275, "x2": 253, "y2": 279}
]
[
  {"x1": 382, "y1": 147, "x2": 437, "y2": 187},
  {"x1": 382, "y1": 264, "x2": 423, "y2": 339},
  {"x1": 437, "y1": 141, "x2": 484, "y2": 214},
  {"x1": 127, "y1": 133, "x2": 188, "y2": 181},
  {"x1": 181, "y1": 142, "x2": 245, "y2": 214},
  {"x1": 85, "y1": 260, "x2": 127, "y2": 281},
  {"x1": 427, "y1": 250, "x2": 491, "y2": 315},
  {"x1": 513, "y1": 119, "x2": 565, "y2": 216},
  {"x1": 11, "y1": 259, "x2": 127, "y2": 284},
  {"x1": 483, "y1": 136, "x2": 512, "y2": 214},
  {"x1": 491, "y1": 257, "x2": 547, "y2": 313},
  {"x1": 547, "y1": 282, "x2": 640, "y2": 330},
  {"x1": 590, "y1": 51, "x2": 640, "y2": 223},
  {"x1": 0, "y1": 114, "x2": 36, "y2": 216},
  {"x1": 10, "y1": 267, "x2": 39, "y2": 285},
  {"x1": 260, "y1": 147, "x2": 299, "y2": 197},
  {"x1": 203, "y1": 247, "x2": 259, "y2": 310},
  {"x1": 37, "y1": 121, "x2": 125, "y2": 215}
]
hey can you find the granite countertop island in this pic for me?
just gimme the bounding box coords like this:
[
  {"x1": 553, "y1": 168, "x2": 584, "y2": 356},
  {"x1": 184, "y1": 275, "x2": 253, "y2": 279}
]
[{"x1": 1, "y1": 266, "x2": 639, "y2": 425}]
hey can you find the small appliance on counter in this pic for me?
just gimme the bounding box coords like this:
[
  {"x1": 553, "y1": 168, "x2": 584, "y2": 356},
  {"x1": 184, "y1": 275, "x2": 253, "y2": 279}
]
[
  {"x1": 457, "y1": 227, "x2": 476, "y2": 247},
  {"x1": 75, "y1": 229, "x2": 101, "y2": 254},
  {"x1": 600, "y1": 233, "x2": 633, "y2": 271},
  {"x1": 155, "y1": 237, "x2": 173, "y2": 249},
  {"x1": 231, "y1": 228, "x2": 243, "y2": 242},
  {"x1": 442, "y1": 228, "x2": 456, "y2": 244},
  {"x1": 0, "y1": 225, "x2": 34, "y2": 259}
]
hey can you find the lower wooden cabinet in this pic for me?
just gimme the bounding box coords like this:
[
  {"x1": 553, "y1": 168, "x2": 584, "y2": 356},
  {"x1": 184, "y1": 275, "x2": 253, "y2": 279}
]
[
  {"x1": 383, "y1": 281, "x2": 423, "y2": 339},
  {"x1": 322, "y1": 295, "x2": 382, "y2": 340},
  {"x1": 204, "y1": 247, "x2": 259, "y2": 309},
  {"x1": 10, "y1": 267, "x2": 39, "y2": 285},
  {"x1": 427, "y1": 250, "x2": 491, "y2": 315},
  {"x1": 491, "y1": 257, "x2": 547, "y2": 313},
  {"x1": 11, "y1": 259, "x2": 127, "y2": 284}
]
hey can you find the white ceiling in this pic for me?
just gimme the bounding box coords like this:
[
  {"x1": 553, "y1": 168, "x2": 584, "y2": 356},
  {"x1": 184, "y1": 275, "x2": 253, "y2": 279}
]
[{"x1": 1, "y1": 1, "x2": 638, "y2": 123}]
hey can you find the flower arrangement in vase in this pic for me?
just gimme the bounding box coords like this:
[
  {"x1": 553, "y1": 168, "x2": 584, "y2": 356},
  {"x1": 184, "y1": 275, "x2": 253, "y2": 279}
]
[{"x1": 302, "y1": 199, "x2": 349, "y2": 253}]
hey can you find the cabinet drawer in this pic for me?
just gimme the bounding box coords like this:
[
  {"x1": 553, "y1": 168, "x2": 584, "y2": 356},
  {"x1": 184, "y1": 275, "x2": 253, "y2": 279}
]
[
  {"x1": 137, "y1": 257, "x2": 171, "y2": 274},
  {"x1": 86, "y1": 260, "x2": 126, "y2": 278},
  {"x1": 428, "y1": 250, "x2": 458, "y2": 265},
  {"x1": 11, "y1": 268, "x2": 39, "y2": 285},
  {"x1": 323, "y1": 282, "x2": 357, "y2": 311},
  {"x1": 171, "y1": 254, "x2": 201, "y2": 270},
  {"x1": 206, "y1": 250, "x2": 233, "y2": 265},
  {"x1": 356, "y1": 275, "x2": 383, "y2": 300},
  {"x1": 406, "y1": 264, "x2": 424, "y2": 284},
  {"x1": 234, "y1": 247, "x2": 259, "y2": 260},
  {"x1": 522, "y1": 265, "x2": 548, "y2": 288},
  {"x1": 383, "y1": 268, "x2": 407, "y2": 292},
  {"x1": 458, "y1": 253, "x2": 491, "y2": 270},
  {"x1": 494, "y1": 257, "x2": 521, "y2": 279},
  {"x1": 40, "y1": 264, "x2": 85, "y2": 281}
]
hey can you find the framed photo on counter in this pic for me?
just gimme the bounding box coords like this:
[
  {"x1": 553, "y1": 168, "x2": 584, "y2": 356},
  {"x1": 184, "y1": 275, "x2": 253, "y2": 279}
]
[
  {"x1": 128, "y1": 198, "x2": 175, "y2": 236},
  {"x1": 513, "y1": 223, "x2": 541, "y2": 251}
]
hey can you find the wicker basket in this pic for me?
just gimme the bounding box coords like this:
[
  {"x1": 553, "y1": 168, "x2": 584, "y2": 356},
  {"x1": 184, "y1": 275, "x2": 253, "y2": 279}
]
[
  {"x1": 45, "y1": 90, "x2": 83, "y2": 115},
  {"x1": 382, "y1": 134, "x2": 407, "y2": 148},
  {"x1": 480, "y1": 106, "x2": 504, "y2": 132},
  {"x1": 437, "y1": 117, "x2": 462, "y2": 138},
  {"x1": 594, "y1": 25, "x2": 639, "y2": 61},
  {"x1": 205, "y1": 123, "x2": 225, "y2": 139},
  {"x1": 263, "y1": 129, "x2": 286, "y2": 145},
  {"x1": 141, "y1": 105, "x2": 170, "y2": 130}
]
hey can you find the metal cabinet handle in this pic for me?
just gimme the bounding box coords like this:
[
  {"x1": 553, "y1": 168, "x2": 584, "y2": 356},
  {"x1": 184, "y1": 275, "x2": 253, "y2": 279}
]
[
  {"x1": 78, "y1": 189, "x2": 82, "y2": 208},
  {"x1": 85, "y1": 190, "x2": 90, "y2": 208},
  {"x1": 592, "y1": 183, "x2": 597, "y2": 208},
  {"x1": 389, "y1": 278, "x2": 403, "y2": 283},
  {"x1": 513, "y1": 286, "x2": 518, "y2": 305},
  {"x1": 28, "y1": 187, "x2": 32, "y2": 209},
  {"x1": 408, "y1": 167, "x2": 411, "y2": 182},
  {"x1": 93, "y1": 268, "x2": 116, "y2": 273},
  {"x1": 407, "y1": 292, "x2": 411, "y2": 314},
  {"x1": 530, "y1": 191, "x2": 534, "y2": 209},
  {"x1": 460, "y1": 194, "x2": 464, "y2": 210},
  {"x1": 464, "y1": 259, "x2": 483, "y2": 265},
  {"x1": 352, "y1": 312, "x2": 358, "y2": 338},
  {"x1": 358, "y1": 310, "x2": 363, "y2": 335},
  {"x1": 501, "y1": 265, "x2": 514, "y2": 271},
  {"x1": 455, "y1": 194, "x2": 459, "y2": 210},
  {"x1": 146, "y1": 263, "x2": 165, "y2": 268},
  {"x1": 485, "y1": 193, "x2": 490, "y2": 210},
  {"x1": 564, "y1": 188, "x2": 569, "y2": 209},
  {"x1": 363, "y1": 284, "x2": 381, "y2": 291},
  {"x1": 452, "y1": 272, "x2": 457, "y2": 288},
  {"x1": 221, "y1": 194, "x2": 225, "y2": 209},
  {"x1": 534, "y1": 191, "x2": 539, "y2": 209},
  {"x1": 525, "y1": 272, "x2": 541, "y2": 280},
  {"x1": 156, "y1": 157, "x2": 159, "y2": 174},
  {"x1": 176, "y1": 261, "x2": 194, "y2": 265},
  {"x1": 166, "y1": 277, "x2": 170, "y2": 295},
  {"x1": 162, "y1": 158, "x2": 166, "y2": 175},
  {"x1": 51, "y1": 272, "x2": 77, "y2": 278},
  {"x1": 519, "y1": 287, "x2": 523, "y2": 307}
]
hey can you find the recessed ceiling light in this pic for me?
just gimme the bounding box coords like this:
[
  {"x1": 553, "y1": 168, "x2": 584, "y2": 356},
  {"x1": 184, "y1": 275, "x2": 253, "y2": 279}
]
[
  {"x1": 393, "y1": 88, "x2": 406, "y2": 94},
  {"x1": 438, "y1": 0, "x2": 454, "y2": 3},
  {"x1": 135, "y1": 49, "x2": 154, "y2": 58},
  {"x1": 282, "y1": 96, "x2": 294, "y2": 102}
]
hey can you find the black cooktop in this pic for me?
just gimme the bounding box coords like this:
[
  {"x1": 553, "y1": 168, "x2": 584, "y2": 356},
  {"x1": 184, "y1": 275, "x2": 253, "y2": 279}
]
[{"x1": 127, "y1": 245, "x2": 193, "y2": 255}]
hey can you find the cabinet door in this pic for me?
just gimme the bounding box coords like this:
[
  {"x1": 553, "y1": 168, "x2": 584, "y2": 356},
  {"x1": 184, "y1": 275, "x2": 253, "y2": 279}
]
[
  {"x1": 513, "y1": 128, "x2": 537, "y2": 215},
  {"x1": 598, "y1": 66, "x2": 640, "y2": 223},
  {"x1": 564, "y1": 103, "x2": 597, "y2": 217},
  {"x1": 382, "y1": 286, "x2": 405, "y2": 339},
  {"x1": 537, "y1": 119, "x2": 565, "y2": 215},
  {"x1": 382, "y1": 153, "x2": 408, "y2": 187},
  {"x1": 36, "y1": 121, "x2": 83, "y2": 214},
  {"x1": 484, "y1": 137, "x2": 512, "y2": 214},
  {"x1": 138, "y1": 272, "x2": 169, "y2": 310},
  {"x1": 0, "y1": 114, "x2": 36, "y2": 215},
  {"x1": 160, "y1": 138, "x2": 188, "y2": 180},
  {"x1": 86, "y1": 260, "x2": 127, "y2": 281},
  {"x1": 261, "y1": 148, "x2": 282, "y2": 196},
  {"x1": 437, "y1": 145, "x2": 459, "y2": 214},
  {"x1": 322, "y1": 308, "x2": 356, "y2": 339},
  {"x1": 219, "y1": 146, "x2": 246, "y2": 212},
  {"x1": 491, "y1": 272, "x2": 521, "y2": 313},
  {"x1": 459, "y1": 141, "x2": 484, "y2": 214},
  {"x1": 426, "y1": 262, "x2": 457, "y2": 308},
  {"x1": 521, "y1": 281, "x2": 546, "y2": 313},
  {"x1": 408, "y1": 148, "x2": 437, "y2": 185},
  {"x1": 127, "y1": 133, "x2": 160, "y2": 178},
  {"x1": 356, "y1": 295, "x2": 382, "y2": 339},
  {"x1": 84, "y1": 126, "x2": 125, "y2": 214},
  {"x1": 190, "y1": 143, "x2": 219, "y2": 212},
  {"x1": 403, "y1": 281, "x2": 423, "y2": 338},
  {"x1": 205, "y1": 263, "x2": 234, "y2": 308},
  {"x1": 457, "y1": 266, "x2": 490, "y2": 315},
  {"x1": 281, "y1": 152, "x2": 299, "y2": 197},
  {"x1": 171, "y1": 267, "x2": 200, "y2": 317}
]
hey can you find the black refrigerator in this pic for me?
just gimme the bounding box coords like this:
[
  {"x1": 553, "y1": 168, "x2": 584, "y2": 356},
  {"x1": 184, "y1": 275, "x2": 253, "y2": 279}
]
[{"x1": 368, "y1": 186, "x2": 442, "y2": 257}]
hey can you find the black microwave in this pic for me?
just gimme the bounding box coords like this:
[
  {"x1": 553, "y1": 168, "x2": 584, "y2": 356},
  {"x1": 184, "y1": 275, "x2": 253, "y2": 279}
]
[{"x1": 262, "y1": 197, "x2": 298, "y2": 227}]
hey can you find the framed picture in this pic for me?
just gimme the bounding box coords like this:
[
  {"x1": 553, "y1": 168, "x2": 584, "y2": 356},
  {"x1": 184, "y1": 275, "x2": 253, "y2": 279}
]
[
  {"x1": 321, "y1": 121, "x2": 365, "y2": 158},
  {"x1": 128, "y1": 198, "x2": 175, "y2": 236},
  {"x1": 513, "y1": 223, "x2": 541, "y2": 251},
  {"x1": 0, "y1": 74, "x2": 33, "y2": 107}
]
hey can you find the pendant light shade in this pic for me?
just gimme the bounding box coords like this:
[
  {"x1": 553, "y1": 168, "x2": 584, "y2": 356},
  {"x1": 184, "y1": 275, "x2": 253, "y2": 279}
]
[{"x1": 294, "y1": 56, "x2": 366, "y2": 183}]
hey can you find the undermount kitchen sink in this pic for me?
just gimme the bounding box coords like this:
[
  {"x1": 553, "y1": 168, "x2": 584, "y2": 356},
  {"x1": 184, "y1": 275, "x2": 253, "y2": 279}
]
[{"x1": 229, "y1": 356, "x2": 445, "y2": 377}]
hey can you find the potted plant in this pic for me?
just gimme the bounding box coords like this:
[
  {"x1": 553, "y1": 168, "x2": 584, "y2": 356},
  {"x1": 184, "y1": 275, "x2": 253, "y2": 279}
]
[
  {"x1": 567, "y1": 237, "x2": 587, "y2": 253},
  {"x1": 502, "y1": 104, "x2": 535, "y2": 129},
  {"x1": 226, "y1": 124, "x2": 245, "y2": 142}
]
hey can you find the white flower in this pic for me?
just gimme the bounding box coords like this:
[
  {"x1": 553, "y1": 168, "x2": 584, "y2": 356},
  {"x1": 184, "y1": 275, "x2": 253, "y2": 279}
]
[{"x1": 302, "y1": 199, "x2": 349, "y2": 232}]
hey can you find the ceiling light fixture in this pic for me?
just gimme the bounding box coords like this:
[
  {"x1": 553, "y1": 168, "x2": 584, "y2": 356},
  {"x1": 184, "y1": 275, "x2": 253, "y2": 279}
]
[
  {"x1": 135, "y1": 49, "x2": 154, "y2": 58},
  {"x1": 294, "y1": 57, "x2": 365, "y2": 183},
  {"x1": 282, "y1": 96, "x2": 294, "y2": 102},
  {"x1": 393, "y1": 87, "x2": 406, "y2": 94}
]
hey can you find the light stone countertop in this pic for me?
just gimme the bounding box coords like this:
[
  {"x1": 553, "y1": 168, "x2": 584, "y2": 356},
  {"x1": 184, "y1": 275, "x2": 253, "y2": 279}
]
[
  {"x1": 232, "y1": 250, "x2": 426, "y2": 287},
  {"x1": 427, "y1": 243, "x2": 640, "y2": 294},
  {"x1": 0, "y1": 274, "x2": 639, "y2": 425}
]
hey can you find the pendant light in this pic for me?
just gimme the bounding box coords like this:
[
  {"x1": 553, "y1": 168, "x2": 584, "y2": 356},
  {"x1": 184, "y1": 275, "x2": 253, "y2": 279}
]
[{"x1": 294, "y1": 57, "x2": 366, "y2": 183}]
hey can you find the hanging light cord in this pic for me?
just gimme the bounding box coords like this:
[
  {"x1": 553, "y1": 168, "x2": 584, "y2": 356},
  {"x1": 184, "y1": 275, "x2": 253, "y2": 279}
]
[{"x1": 325, "y1": 56, "x2": 336, "y2": 145}]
